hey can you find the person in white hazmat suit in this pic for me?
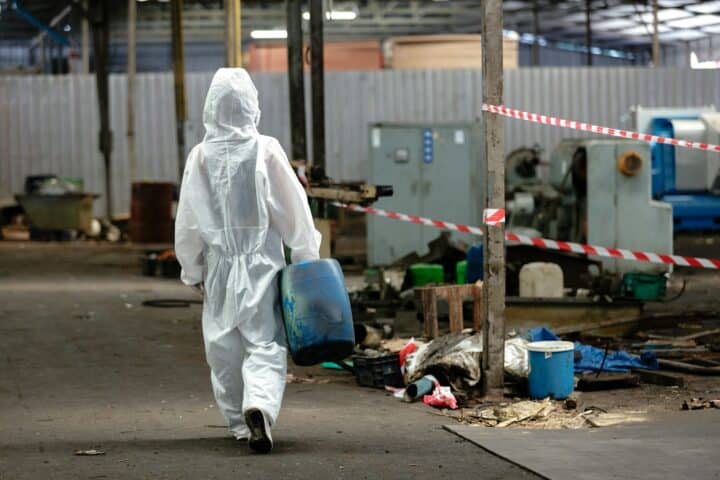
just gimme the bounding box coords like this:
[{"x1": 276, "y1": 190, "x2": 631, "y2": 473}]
[{"x1": 175, "y1": 68, "x2": 321, "y2": 454}]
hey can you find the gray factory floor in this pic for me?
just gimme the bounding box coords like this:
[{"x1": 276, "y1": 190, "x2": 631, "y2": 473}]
[{"x1": 0, "y1": 243, "x2": 539, "y2": 480}]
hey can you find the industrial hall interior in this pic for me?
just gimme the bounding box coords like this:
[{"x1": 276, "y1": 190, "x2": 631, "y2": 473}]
[{"x1": 2, "y1": 0, "x2": 720, "y2": 478}]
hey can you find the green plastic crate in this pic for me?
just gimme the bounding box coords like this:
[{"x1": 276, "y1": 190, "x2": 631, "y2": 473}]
[
  {"x1": 408, "y1": 263, "x2": 444, "y2": 287},
  {"x1": 620, "y1": 273, "x2": 667, "y2": 301},
  {"x1": 456, "y1": 260, "x2": 468, "y2": 284}
]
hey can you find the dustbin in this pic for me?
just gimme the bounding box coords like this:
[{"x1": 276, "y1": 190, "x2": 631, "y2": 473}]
[{"x1": 15, "y1": 193, "x2": 100, "y2": 234}]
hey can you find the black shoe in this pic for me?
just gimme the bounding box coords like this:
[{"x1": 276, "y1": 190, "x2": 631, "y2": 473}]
[{"x1": 245, "y1": 408, "x2": 273, "y2": 454}]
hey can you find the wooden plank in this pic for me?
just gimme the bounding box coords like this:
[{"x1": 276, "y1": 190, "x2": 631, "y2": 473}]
[
  {"x1": 577, "y1": 373, "x2": 640, "y2": 391},
  {"x1": 447, "y1": 288, "x2": 464, "y2": 333},
  {"x1": 633, "y1": 369, "x2": 685, "y2": 387},
  {"x1": 421, "y1": 290, "x2": 439, "y2": 339}
]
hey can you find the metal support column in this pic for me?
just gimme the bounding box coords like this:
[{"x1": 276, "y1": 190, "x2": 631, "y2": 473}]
[
  {"x1": 652, "y1": 0, "x2": 660, "y2": 67},
  {"x1": 286, "y1": 0, "x2": 307, "y2": 163},
  {"x1": 82, "y1": 0, "x2": 89, "y2": 73},
  {"x1": 532, "y1": 0, "x2": 540, "y2": 66},
  {"x1": 481, "y1": 0, "x2": 505, "y2": 399},
  {"x1": 127, "y1": 0, "x2": 137, "y2": 183},
  {"x1": 91, "y1": 0, "x2": 113, "y2": 218},
  {"x1": 225, "y1": 0, "x2": 242, "y2": 67},
  {"x1": 585, "y1": 0, "x2": 592, "y2": 66},
  {"x1": 171, "y1": 0, "x2": 187, "y2": 181},
  {"x1": 309, "y1": 0, "x2": 325, "y2": 175}
]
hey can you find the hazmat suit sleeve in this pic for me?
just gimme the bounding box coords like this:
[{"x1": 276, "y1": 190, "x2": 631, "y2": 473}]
[
  {"x1": 265, "y1": 139, "x2": 322, "y2": 263},
  {"x1": 175, "y1": 146, "x2": 205, "y2": 286}
]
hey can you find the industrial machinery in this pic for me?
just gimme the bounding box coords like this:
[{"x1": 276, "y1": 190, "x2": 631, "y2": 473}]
[
  {"x1": 632, "y1": 106, "x2": 720, "y2": 231},
  {"x1": 367, "y1": 123, "x2": 483, "y2": 265},
  {"x1": 507, "y1": 139, "x2": 673, "y2": 276}
]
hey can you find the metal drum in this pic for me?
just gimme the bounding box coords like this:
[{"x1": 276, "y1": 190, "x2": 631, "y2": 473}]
[{"x1": 129, "y1": 182, "x2": 175, "y2": 244}]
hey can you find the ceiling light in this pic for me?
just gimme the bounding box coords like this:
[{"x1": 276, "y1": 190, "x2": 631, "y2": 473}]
[
  {"x1": 658, "y1": 0, "x2": 695, "y2": 6},
  {"x1": 250, "y1": 29, "x2": 288, "y2": 40},
  {"x1": 703, "y1": 24, "x2": 720, "y2": 34},
  {"x1": 660, "y1": 29, "x2": 707, "y2": 40},
  {"x1": 302, "y1": 10, "x2": 358, "y2": 21},
  {"x1": 638, "y1": 8, "x2": 692, "y2": 22},
  {"x1": 591, "y1": 18, "x2": 638, "y2": 30},
  {"x1": 667, "y1": 14, "x2": 720, "y2": 28},
  {"x1": 623, "y1": 24, "x2": 671, "y2": 35},
  {"x1": 688, "y1": 1, "x2": 720, "y2": 14}
]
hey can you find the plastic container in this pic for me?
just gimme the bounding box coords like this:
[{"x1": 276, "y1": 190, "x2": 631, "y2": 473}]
[
  {"x1": 352, "y1": 353, "x2": 404, "y2": 388},
  {"x1": 620, "y1": 273, "x2": 667, "y2": 301},
  {"x1": 456, "y1": 260, "x2": 467, "y2": 284},
  {"x1": 408, "y1": 263, "x2": 444, "y2": 287},
  {"x1": 519, "y1": 262, "x2": 564, "y2": 298},
  {"x1": 15, "y1": 193, "x2": 99, "y2": 234},
  {"x1": 281, "y1": 259, "x2": 355, "y2": 366},
  {"x1": 466, "y1": 244, "x2": 484, "y2": 283},
  {"x1": 527, "y1": 341, "x2": 575, "y2": 400}
]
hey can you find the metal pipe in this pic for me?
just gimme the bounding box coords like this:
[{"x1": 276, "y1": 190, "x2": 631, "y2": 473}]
[
  {"x1": 127, "y1": 0, "x2": 137, "y2": 183},
  {"x1": 29, "y1": 5, "x2": 72, "y2": 50},
  {"x1": 532, "y1": 0, "x2": 540, "y2": 66},
  {"x1": 286, "y1": 0, "x2": 307, "y2": 163},
  {"x1": 92, "y1": 0, "x2": 113, "y2": 218},
  {"x1": 82, "y1": 0, "x2": 89, "y2": 73},
  {"x1": 309, "y1": 0, "x2": 325, "y2": 174},
  {"x1": 225, "y1": 0, "x2": 242, "y2": 67},
  {"x1": 11, "y1": 0, "x2": 69, "y2": 46},
  {"x1": 585, "y1": 0, "x2": 592, "y2": 66},
  {"x1": 171, "y1": 0, "x2": 187, "y2": 182},
  {"x1": 652, "y1": 0, "x2": 660, "y2": 67}
]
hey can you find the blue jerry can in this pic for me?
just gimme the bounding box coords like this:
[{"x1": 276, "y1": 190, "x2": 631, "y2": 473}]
[{"x1": 280, "y1": 259, "x2": 355, "y2": 366}]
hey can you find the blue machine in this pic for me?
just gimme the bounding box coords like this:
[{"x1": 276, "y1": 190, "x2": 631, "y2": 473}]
[{"x1": 635, "y1": 106, "x2": 720, "y2": 232}]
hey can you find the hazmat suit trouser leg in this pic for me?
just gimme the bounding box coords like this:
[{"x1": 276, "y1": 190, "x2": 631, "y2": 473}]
[{"x1": 203, "y1": 282, "x2": 287, "y2": 439}]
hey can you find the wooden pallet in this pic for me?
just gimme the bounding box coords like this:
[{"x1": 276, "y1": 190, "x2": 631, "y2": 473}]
[{"x1": 415, "y1": 282, "x2": 483, "y2": 339}]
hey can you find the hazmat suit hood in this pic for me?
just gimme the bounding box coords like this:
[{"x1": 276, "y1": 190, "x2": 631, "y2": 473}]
[
  {"x1": 202, "y1": 68, "x2": 261, "y2": 141},
  {"x1": 190, "y1": 68, "x2": 266, "y2": 255}
]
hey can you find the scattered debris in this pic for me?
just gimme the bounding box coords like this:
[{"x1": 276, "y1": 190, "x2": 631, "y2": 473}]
[
  {"x1": 404, "y1": 330, "x2": 483, "y2": 393},
  {"x1": 422, "y1": 381, "x2": 458, "y2": 410},
  {"x1": 285, "y1": 374, "x2": 331, "y2": 385},
  {"x1": 681, "y1": 398, "x2": 719, "y2": 411},
  {"x1": 584, "y1": 411, "x2": 648, "y2": 428},
  {"x1": 74, "y1": 449, "x2": 105, "y2": 456},
  {"x1": 564, "y1": 393, "x2": 583, "y2": 411}
]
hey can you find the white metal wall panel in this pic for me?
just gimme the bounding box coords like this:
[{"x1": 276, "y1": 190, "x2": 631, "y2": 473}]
[{"x1": 1, "y1": 68, "x2": 718, "y2": 216}]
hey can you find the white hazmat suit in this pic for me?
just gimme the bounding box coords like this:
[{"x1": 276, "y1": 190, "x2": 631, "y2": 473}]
[{"x1": 175, "y1": 68, "x2": 321, "y2": 439}]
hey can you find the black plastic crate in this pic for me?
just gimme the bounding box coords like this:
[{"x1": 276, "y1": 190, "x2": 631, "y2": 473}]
[{"x1": 352, "y1": 353, "x2": 404, "y2": 389}]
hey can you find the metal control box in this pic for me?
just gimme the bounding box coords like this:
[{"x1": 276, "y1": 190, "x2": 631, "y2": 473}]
[{"x1": 367, "y1": 123, "x2": 484, "y2": 266}]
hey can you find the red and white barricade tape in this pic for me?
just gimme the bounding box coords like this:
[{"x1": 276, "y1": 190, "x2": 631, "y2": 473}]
[
  {"x1": 333, "y1": 202, "x2": 720, "y2": 270},
  {"x1": 483, "y1": 208, "x2": 506, "y2": 227},
  {"x1": 482, "y1": 104, "x2": 720, "y2": 154}
]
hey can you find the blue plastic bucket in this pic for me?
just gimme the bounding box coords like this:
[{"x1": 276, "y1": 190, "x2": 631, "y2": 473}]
[
  {"x1": 527, "y1": 341, "x2": 575, "y2": 400},
  {"x1": 280, "y1": 259, "x2": 355, "y2": 366}
]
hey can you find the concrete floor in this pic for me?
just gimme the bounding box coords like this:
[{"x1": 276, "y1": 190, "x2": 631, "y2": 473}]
[{"x1": 0, "y1": 243, "x2": 538, "y2": 480}]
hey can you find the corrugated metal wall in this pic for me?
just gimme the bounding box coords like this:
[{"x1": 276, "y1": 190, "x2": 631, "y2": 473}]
[{"x1": 1, "y1": 68, "x2": 718, "y2": 216}]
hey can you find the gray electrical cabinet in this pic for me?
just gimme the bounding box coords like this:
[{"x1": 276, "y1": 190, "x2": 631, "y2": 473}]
[{"x1": 367, "y1": 122, "x2": 484, "y2": 266}]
